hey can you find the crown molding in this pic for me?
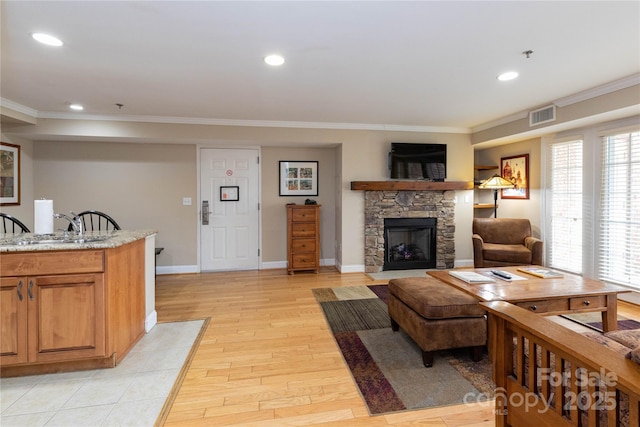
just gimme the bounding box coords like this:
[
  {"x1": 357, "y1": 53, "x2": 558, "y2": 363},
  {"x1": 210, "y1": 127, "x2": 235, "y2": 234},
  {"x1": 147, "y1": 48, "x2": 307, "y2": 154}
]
[
  {"x1": 0, "y1": 97, "x2": 469, "y2": 134},
  {"x1": 471, "y1": 111, "x2": 528, "y2": 133},
  {"x1": 0, "y1": 98, "x2": 38, "y2": 117},
  {"x1": 34, "y1": 112, "x2": 470, "y2": 134},
  {"x1": 553, "y1": 73, "x2": 640, "y2": 107}
]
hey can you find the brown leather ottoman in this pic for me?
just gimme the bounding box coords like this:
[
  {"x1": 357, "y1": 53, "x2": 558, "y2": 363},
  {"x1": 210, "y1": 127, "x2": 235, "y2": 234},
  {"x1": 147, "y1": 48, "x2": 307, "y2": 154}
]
[{"x1": 388, "y1": 277, "x2": 487, "y2": 367}]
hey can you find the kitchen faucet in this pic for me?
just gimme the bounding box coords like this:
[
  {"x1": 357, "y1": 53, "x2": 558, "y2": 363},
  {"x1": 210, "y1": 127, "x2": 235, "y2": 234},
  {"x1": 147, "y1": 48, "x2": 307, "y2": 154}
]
[{"x1": 53, "y1": 212, "x2": 84, "y2": 236}]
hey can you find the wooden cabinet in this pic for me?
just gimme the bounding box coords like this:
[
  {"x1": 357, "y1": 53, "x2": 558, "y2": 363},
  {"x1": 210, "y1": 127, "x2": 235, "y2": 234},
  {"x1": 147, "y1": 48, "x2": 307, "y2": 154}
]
[
  {"x1": 0, "y1": 277, "x2": 28, "y2": 365},
  {"x1": 287, "y1": 204, "x2": 320, "y2": 274},
  {"x1": 0, "y1": 273, "x2": 106, "y2": 366},
  {"x1": 0, "y1": 239, "x2": 145, "y2": 376}
]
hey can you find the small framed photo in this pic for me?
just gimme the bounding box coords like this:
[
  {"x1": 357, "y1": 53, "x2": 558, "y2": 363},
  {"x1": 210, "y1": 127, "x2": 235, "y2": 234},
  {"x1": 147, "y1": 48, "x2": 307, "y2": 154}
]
[
  {"x1": 279, "y1": 161, "x2": 318, "y2": 196},
  {"x1": 501, "y1": 154, "x2": 529, "y2": 199},
  {"x1": 1, "y1": 142, "x2": 20, "y2": 206},
  {"x1": 220, "y1": 186, "x2": 239, "y2": 202}
]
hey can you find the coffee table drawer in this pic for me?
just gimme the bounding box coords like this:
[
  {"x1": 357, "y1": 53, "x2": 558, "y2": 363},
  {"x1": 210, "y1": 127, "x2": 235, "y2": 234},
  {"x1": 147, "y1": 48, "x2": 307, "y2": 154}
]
[
  {"x1": 569, "y1": 295, "x2": 606, "y2": 310},
  {"x1": 515, "y1": 299, "x2": 569, "y2": 313}
]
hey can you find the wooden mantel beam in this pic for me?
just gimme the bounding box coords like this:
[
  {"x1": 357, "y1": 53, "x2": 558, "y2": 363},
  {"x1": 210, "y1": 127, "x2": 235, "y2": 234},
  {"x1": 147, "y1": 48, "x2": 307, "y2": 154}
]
[{"x1": 350, "y1": 181, "x2": 473, "y2": 191}]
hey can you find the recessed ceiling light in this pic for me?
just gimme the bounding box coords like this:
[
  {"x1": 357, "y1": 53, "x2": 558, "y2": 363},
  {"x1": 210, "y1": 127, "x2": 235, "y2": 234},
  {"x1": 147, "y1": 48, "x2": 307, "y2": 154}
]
[
  {"x1": 497, "y1": 71, "x2": 519, "y2": 81},
  {"x1": 69, "y1": 104, "x2": 84, "y2": 111},
  {"x1": 32, "y1": 33, "x2": 63, "y2": 47},
  {"x1": 264, "y1": 54, "x2": 285, "y2": 66}
]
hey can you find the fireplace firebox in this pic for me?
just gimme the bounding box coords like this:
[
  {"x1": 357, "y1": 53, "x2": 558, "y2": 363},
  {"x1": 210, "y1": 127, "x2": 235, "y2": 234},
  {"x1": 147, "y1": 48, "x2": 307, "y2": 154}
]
[{"x1": 383, "y1": 218, "x2": 436, "y2": 270}]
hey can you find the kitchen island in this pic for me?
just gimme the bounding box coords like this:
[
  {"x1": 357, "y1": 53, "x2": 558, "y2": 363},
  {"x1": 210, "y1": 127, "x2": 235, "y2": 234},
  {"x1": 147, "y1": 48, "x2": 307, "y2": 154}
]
[{"x1": 0, "y1": 230, "x2": 156, "y2": 377}]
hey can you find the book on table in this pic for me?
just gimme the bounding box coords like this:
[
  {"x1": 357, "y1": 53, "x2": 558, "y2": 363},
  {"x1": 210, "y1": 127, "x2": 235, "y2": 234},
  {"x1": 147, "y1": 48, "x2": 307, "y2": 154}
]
[
  {"x1": 516, "y1": 266, "x2": 564, "y2": 279},
  {"x1": 448, "y1": 270, "x2": 496, "y2": 283}
]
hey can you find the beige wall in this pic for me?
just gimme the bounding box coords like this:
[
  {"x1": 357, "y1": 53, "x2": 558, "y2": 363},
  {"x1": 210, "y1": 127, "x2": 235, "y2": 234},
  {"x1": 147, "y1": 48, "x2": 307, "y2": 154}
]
[
  {"x1": 2, "y1": 81, "x2": 638, "y2": 271},
  {"x1": 33, "y1": 141, "x2": 198, "y2": 267},
  {"x1": 5, "y1": 121, "x2": 476, "y2": 270},
  {"x1": 474, "y1": 138, "x2": 542, "y2": 237},
  {"x1": 261, "y1": 146, "x2": 337, "y2": 264}
]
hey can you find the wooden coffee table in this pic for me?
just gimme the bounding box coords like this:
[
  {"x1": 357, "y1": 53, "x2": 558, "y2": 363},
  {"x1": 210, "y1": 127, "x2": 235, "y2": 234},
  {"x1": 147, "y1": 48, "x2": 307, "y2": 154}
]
[{"x1": 428, "y1": 266, "x2": 631, "y2": 332}]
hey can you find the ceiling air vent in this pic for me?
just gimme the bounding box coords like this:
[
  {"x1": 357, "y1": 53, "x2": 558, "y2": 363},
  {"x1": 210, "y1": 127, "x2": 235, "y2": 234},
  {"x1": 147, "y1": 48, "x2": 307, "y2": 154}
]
[{"x1": 529, "y1": 105, "x2": 556, "y2": 126}]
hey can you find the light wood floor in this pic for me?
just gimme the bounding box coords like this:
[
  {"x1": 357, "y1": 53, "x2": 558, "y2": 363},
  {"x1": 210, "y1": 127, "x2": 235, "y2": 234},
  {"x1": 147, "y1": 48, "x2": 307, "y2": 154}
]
[{"x1": 155, "y1": 267, "x2": 640, "y2": 427}]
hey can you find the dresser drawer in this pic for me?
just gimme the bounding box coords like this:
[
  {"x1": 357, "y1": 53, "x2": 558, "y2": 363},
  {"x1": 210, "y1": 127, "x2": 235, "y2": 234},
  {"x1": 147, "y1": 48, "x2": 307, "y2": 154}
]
[
  {"x1": 291, "y1": 238, "x2": 316, "y2": 253},
  {"x1": 292, "y1": 254, "x2": 318, "y2": 269},
  {"x1": 569, "y1": 295, "x2": 606, "y2": 310},
  {"x1": 292, "y1": 223, "x2": 316, "y2": 237},
  {"x1": 292, "y1": 208, "x2": 317, "y2": 222},
  {"x1": 515, "y1": 299, "x2": 569, "y2": 314}
]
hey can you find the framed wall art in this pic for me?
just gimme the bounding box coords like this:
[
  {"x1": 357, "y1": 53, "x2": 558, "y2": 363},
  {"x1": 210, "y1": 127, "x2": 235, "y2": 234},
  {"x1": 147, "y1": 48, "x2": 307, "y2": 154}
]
[
  {"x1": 501, "y1": 154, "x2": 529, "y2": 199},
  {"x1": 279, "y1": 161, "x2": 318, "y2": 196},
  {"x1": 0, "y1": 142, "x2": 20, "y2": 206}
]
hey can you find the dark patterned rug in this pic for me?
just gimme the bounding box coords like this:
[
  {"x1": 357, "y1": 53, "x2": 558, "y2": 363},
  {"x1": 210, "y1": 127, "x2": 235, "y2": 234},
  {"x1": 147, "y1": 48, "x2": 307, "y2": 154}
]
[
  {"x1": 312, "y1": 284, "x2": 494, "y2": 415},
  {"x1": 562, "y1": 312, "x2": 640, "y2": 332}
]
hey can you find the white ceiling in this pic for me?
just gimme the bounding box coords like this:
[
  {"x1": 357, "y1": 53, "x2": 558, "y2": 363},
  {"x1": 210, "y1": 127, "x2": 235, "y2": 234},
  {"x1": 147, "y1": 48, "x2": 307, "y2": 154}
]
[{"x1": 2, "y1": 1, "x2": 639, "y2": 131}]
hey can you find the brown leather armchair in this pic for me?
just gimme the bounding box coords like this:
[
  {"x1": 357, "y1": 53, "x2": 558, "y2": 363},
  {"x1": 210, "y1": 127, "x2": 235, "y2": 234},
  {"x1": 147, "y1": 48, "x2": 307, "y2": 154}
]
[{"x1": 472, "y1": 218, "x2": 543, "y2": 267}]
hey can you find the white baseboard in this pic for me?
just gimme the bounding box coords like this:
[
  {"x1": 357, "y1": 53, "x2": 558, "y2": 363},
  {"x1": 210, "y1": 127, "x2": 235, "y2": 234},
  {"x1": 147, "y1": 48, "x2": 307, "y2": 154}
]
[
  {"x1": 156, "y1": 265, "x2": 199, "y2": 275},
  {"x1": 145, "y1": 310, "x2": 157, "y2": 332},
  {"x1": 339, "y1": 264, "x2": 365, "y2": 273},
  {"x1": 261, "y1": 259, "x2": 336, "y2": 270},
  {"x1": 454, "y1": 259, "x2": 474, "y2": 268},
  {"x1": 157, "y1": 260, "x2": 469, "y2": 275},
  {"x1": 261, "y1": 261, "x2": 287, "y2": 270}
]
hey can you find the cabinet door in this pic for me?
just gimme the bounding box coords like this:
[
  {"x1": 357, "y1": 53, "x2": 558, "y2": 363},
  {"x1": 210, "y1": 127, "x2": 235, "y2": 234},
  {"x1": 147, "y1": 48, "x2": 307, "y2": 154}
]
[
  {"x1": 28, "y1": 274, "x2": 106, "y2": 363},
  {"x1": 0, "y1": 277, "x2": 28, "y2": 365}
]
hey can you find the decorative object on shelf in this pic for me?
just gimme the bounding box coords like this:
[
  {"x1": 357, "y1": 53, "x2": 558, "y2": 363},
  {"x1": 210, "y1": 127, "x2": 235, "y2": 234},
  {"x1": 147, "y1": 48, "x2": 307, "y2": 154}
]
[
  {"x1": 279, "y1": 161, "x2": 318, "y2": 196},
  {"x1": 500, "y1": 154, "x2": 529, "y2": 199},
  {"x1": 478, "y1": 174, "x2": 514, "y2": 217},
  {"x1": 220, "y1": 186, "x2": 239, "y2": 201},
  {"x1": 0, "y1": 142, "x2": 20, "y2": 206}
]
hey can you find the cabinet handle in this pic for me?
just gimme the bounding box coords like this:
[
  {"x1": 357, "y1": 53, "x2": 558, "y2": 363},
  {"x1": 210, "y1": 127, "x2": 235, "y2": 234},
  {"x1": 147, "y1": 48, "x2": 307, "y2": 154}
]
[
  {"x1": 17, "y1": 280, "x2": 23, "y2": 301},
  {"x1": 28, "y1": 280, "x2": 34, "y2": 301},
  {"x1": 529, "y1": 305, "x2": 537, "y2": 311},
  {"x1": 583, "y1": 300, "x2": 590, "y2": 306}
]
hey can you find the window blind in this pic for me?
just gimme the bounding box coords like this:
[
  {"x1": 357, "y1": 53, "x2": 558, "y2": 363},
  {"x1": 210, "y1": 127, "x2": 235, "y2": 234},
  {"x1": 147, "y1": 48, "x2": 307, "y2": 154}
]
[
  {"x1": 548, "y1": 140, "x2": 583, "y2": 273},
  {"x1": 598, "y1": 130, "x2": 640, "y2": 288}
]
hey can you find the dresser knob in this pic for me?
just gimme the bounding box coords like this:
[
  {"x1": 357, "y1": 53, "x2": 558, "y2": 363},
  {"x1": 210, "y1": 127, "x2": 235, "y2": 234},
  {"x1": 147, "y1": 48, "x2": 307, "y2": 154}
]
[
  {"x1": 530, "y1": 305, "x2": 537, "y2": 311},
  {"x1": 583, "y1": 300, "x2": 590, "y2": 306}
]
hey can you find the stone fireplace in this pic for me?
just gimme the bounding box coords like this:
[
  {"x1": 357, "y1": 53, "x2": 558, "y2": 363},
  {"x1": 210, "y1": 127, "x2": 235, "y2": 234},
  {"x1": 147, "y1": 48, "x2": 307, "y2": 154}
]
[{"x1": 364, "y1": 190, "x2": 456, "y2": 273}]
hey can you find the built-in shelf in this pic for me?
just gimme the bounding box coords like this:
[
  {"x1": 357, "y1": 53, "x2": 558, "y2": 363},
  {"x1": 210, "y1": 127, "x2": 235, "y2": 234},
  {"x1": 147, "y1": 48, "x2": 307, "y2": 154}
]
[
  {"x1": 350, "y1": 181, "x2": 474, "y2": 191},
  {"x1": 473, "y1": 203, "x2": 496, "y2": 209},
  {"x1": 474, "y1": 165, "x2": 499, "y2": 171}
]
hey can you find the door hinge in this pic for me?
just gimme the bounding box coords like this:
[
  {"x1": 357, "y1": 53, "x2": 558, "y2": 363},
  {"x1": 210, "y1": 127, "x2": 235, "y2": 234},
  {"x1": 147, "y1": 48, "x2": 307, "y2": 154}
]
[
  {"x1": 258, "y1": 248, "x2": 260, "y2": 256},
  {"x1": 258, "y1": 202, "x2": 260, "y2": 210},
  {"x1": 257, "y1": 156, "x2": 260, "y2": 164}
]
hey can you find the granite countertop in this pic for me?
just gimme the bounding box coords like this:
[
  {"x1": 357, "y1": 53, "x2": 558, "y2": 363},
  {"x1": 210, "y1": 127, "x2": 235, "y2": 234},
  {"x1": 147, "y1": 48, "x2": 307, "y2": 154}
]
[{"x1": 0, "y1": 230, "x2": 157, "y2": 252}]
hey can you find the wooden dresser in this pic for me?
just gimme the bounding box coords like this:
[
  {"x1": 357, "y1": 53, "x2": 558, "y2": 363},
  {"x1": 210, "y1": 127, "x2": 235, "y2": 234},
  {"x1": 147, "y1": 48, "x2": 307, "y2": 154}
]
[{"x1": 286, "y1": 204, "x2": 320, "y2": 274}]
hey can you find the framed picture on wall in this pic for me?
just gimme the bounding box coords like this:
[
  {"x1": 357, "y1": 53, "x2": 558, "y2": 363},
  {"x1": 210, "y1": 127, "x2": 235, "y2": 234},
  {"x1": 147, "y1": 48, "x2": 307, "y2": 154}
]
[
  {"x1": 501, "y1": 154, "x2": 529, "y2": 199},
  {"x1": 0, "y1": 142, "x2": 20, "y2": 206},
  {"x1": 279, "y1": 161, "x2": 318, "y2": 196}
]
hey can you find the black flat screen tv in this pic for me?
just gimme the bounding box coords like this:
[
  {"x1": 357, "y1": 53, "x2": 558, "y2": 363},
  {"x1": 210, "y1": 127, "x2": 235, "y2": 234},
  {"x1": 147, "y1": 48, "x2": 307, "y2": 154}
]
[{"x1": 389, "y1": 143, "x2": 447, "y2": 181}]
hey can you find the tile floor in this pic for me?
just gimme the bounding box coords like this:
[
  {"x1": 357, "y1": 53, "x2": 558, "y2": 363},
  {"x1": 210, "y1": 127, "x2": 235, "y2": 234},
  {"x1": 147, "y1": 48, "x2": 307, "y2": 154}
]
[{"x1": 1, "y1": 320, "x2": 204, "y2": 427}]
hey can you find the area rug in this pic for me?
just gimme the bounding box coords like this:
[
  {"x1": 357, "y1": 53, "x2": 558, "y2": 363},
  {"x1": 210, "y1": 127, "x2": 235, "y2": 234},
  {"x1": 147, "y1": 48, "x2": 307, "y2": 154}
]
[
  {"x1": 561, "y1": 312, "x2": 640, "y2": 332},
  {"x1": 312, "y1": 284, "x2": 494, "y2": 415}
]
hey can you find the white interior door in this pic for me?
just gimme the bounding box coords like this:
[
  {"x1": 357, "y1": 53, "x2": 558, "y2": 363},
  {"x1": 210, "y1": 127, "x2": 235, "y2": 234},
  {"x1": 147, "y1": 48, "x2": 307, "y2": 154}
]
[{"x1": 200, "y1": 148, "x2": 259, "y2": 271}]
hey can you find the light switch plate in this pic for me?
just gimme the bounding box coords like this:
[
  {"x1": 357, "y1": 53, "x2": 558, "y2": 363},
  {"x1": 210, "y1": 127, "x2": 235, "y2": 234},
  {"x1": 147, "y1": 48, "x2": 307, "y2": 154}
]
[{"x1": 183, "y1": 197, "x2": 192, "y2": 206}]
